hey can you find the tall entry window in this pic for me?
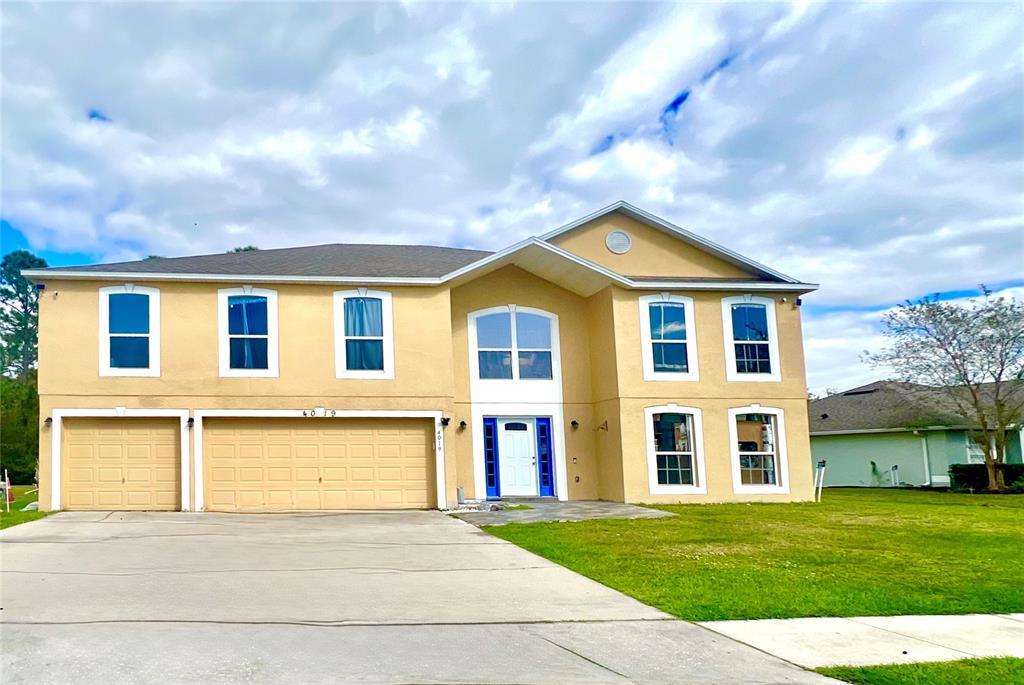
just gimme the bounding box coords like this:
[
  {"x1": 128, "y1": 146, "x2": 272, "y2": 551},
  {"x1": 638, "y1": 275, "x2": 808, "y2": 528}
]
[
  {"x1": 474, "y1": 308, "x2": 553, "y2": 380},
  {"x1": 335, "y1": 289, "x2": 394, "y2": 378},
  {"x1": 218, "y1": 287, "x2": 279, "y2": 377},
  {"x1": 639, "y1": 294, "x2": 698, "y2": 381},
  {"x1": 99, "y1": 285, "x2": 160, "y2": 376},
  {"x1": 722, "y1": 296, "x2": 780, "y2": 382}
]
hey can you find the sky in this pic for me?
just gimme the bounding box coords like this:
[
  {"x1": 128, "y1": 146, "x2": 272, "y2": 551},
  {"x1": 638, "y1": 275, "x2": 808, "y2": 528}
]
[{"x1": 2, "y1": 1, "x2": 1022, "y2": 394}]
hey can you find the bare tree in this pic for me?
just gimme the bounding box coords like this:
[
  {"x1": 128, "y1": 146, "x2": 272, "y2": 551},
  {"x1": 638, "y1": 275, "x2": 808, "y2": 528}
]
[{"x1": 866, "y1": 288, "x2": 1024, "y2": 491}]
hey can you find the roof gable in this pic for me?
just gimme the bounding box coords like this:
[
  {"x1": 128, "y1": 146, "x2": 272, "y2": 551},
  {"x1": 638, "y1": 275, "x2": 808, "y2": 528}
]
[{"x1": 541, "y1": 201, "x2": 800, "y2": 283}]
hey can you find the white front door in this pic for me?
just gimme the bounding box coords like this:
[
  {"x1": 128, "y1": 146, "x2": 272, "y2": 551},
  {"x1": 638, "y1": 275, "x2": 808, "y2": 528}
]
[{"x1": 498, "y1": 418, "x2": 538, "y2": 496}]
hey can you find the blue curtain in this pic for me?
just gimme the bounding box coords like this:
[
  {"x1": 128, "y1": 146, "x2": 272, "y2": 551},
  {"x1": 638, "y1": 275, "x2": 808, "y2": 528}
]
[
  {"x1": 228, "y1": 296, "x2": 268, "y2": 335},
  {"x1": 345, "y1": 298, "x2": 383, "y2": 336},
  {"x1": 346, "y1": 340, "x2": 384, "y2": 370}
]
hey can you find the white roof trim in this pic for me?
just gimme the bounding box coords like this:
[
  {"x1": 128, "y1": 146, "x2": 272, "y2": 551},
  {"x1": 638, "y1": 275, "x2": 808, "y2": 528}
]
[
  {"x1": 539, "y1": 200, "x2": 803, "y2": 284},
  {"x1": 22, "y1": 270, "x2": 442, "y2": 285}
]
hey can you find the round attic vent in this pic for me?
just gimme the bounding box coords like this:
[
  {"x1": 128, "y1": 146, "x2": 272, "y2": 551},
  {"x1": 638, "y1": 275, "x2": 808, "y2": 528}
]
[{"x1": 605, "y1": 230, "x2": 632, "y2": 254}]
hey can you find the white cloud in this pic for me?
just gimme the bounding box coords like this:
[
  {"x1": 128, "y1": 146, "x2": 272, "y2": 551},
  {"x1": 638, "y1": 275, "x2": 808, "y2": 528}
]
[
  {"x1": 825, "y1": 136, "x2": 896, "y2": 180},
  {"x1": 1, "y1": 1, "x2": 1021, "y2": 393}
]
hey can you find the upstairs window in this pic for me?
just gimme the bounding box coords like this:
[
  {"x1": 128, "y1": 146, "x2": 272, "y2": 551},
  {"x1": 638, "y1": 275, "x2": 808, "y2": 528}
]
[
  {"x1": 99, "y1": 285, "x2": 160, "y2": 376},
  {"x1": 218, "y1": 287, "x2": 279, "y2": 377},
  {"x1": 335, "y1": 290, "x2": 394, "y2": 379},
  {"x1": 722, "y1": 296, "x2": 780, "y2": 382},
  {"x1": 473, "y1": 307, "x2": 554, "y2": 380},
  {"x1": 639, "y1": 294, "x2": 698, "y2": 381},
  {"x1": 729, "y1": 406, "x2": 789, "y2": 493}
]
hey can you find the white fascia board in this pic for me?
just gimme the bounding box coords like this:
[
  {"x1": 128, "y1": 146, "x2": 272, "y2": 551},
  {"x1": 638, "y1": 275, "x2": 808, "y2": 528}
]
[
  {"x1": 537, "y1": 200, "x2": 805, "y2": 285},
  {"x1": 810, "y1": 425, "x2": 969, "y2": 436},
  {"x1": 22, "y1": 270, "x2": 441, "y2": 286},
  {"x1": 631, "y1": 280, "x2": 818, "y2": 293}
]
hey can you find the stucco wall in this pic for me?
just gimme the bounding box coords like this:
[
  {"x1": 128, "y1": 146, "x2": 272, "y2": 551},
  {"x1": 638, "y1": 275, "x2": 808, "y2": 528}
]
[{"x1": 547, "y1": 213, "x2": 755, "y2": 279}]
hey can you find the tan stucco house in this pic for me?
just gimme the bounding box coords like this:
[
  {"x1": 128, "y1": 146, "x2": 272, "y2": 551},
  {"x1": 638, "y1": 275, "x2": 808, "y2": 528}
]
[{"x1": 26, "y1": 202, "x2": 818, "y2": 512}]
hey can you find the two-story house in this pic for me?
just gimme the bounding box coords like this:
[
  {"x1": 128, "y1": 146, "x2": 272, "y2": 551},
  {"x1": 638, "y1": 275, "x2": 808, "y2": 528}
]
[{"x1": 27, "y1": 202, "x2": 818, "y2": 512}]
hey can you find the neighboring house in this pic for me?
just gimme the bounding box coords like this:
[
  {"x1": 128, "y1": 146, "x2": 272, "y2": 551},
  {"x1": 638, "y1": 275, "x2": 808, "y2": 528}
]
[
  {"x1": 810, "y1": 381, "x2": 1024, "y2": 487},
  {"x1": 26, "y1": 201, "x2": 820, "y2": 512}
]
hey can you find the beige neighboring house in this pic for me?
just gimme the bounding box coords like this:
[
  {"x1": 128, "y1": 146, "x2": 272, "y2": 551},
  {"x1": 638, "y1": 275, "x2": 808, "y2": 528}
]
[{"x1": 26, "y1": 202, "x2": 818, "y2": 512}]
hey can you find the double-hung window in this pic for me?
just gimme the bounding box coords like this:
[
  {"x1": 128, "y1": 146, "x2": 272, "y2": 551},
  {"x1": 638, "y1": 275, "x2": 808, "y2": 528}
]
[
  {"x1": 722, "y1": 295, "x2": 780, "y2": 382},
  {"x1": 729, "y1": 406, "x2": 788, "y2": 493},
  {"x1": 218, "y1": 287, "x2": 279, "y2": 377},
  {"x1": 639, "y1": 294, "x2": 698, "y2": 381},
  {"x1": 645, "y1": 405, "x2": 706, "y2": 494},
  {"x1": 99, "y1": 285, "x2": 160, "y2": 376},
  {"x1": 335, "y1": 289, "x2": 394, "y2": 379},
  {"x1": 473, "y1": 307, "x2": 554, "y2": 380}
]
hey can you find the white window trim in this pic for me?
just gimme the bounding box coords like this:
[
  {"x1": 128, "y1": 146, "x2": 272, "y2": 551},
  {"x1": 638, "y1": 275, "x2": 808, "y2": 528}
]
[
  {"x1": 722, "y1": 295, "x2": 781, "y2": 382},
  {"x1": 218, "y1": 286, "x2": 279, "y2": 378},
  {"x1": 728, "y1": 405, "x2": 790, "y2": 494},
  {"x1": 334, "y1": 289, "x2": 395, "y2": 379},
  {"x1": 98, "y1": 284, "x2": 161, "y2": 377},
  {"x1": 645, "y1": 404, "x2": 707, "y2": 495},
  {"x1": 639, "y1": 293, "x2": 699, "y2": 382}
]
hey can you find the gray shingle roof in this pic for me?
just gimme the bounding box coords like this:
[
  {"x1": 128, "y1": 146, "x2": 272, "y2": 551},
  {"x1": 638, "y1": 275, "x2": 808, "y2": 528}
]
[
  {"x1": 35, "y1": 243, "x2": 493, "y2": 279},
  {"x1": 810, "y1": 381, "x2": 995, "y2": 433}
]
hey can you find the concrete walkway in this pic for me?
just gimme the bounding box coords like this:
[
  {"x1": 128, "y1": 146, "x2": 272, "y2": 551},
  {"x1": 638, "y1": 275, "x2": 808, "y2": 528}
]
[
  {"x1": 701, "y1": 614, "x2": 1024, "y2": 668},
  {"x1": 1, "y1": 511, "x2": 831, "y2": 684},
  {"x1": 451, "y1": 500, "x2": 675, "y2": 526}
]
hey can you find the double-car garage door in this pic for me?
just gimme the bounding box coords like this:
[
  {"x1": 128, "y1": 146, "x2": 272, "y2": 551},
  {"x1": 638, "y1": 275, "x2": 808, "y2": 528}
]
[{"x1": 60, "y1": 417, "x2": 434, "y2": 511}]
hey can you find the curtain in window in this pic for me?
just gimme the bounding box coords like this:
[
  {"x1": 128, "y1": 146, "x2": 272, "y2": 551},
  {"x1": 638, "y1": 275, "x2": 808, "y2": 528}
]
[
  {"x1": 344, "y1": 298, "x2": 383, "y2": 337},
  {"x1": 227, "y1": 295, "x2": 269, "y2": 370}
]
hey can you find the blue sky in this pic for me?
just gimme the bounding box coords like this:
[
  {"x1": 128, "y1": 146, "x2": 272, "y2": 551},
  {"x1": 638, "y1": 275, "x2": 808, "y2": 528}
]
[{"x1": 2, "y1": 2, "x2": 1022, "y2": 393}]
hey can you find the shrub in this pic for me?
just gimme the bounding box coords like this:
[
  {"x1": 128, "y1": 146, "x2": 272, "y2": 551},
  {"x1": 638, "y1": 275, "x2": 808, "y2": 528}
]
[{"x1": 949, "y1": 463, "x2": 1024, "y2": 491}]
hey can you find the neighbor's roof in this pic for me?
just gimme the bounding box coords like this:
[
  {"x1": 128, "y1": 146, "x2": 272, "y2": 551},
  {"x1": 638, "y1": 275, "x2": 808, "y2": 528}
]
[
  {"x1": 30, "y1": 243, "x2": 492, "y2": 280},
  {"x1": 809, "y1": 380, "x2": 1024, "y2": 434}
]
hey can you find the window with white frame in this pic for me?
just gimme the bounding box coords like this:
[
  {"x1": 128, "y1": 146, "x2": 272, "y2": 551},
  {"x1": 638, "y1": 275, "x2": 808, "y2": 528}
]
[
  {"x1": 639, "y1": 294, "x2": 698, "y2": 381},
  {"x1": 645, "y1": 405, "x2": 706, "y2": 494},
  {"x1": 729, "y1": 406, "x2": 788, "y2": 493},
  {"x1": 218, "y1": 287, "x2": 279, "y2": 377},
  {"x1": 99, "y1": 285, "x2": 160, "y2": 376},
  {"x1": 722, "y1": 296, "x2": 780, "y2": 382},
  {"x1": 334, "y1": 289, "x2": 394, "y2": 379},
  {"x1": 473, "y1": 308, "x2": 553, "y2": 380},
  {"x1": 966, "y1": 436, "x2": 987, "y2": 464}
]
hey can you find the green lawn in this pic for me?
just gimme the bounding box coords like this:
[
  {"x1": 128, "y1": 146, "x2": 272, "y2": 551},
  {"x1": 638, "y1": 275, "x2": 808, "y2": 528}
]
[
  {"x1": 0, "y1": 485, "x2": 51, "y2": 530},
  {"x1": 486, "y1": 489, "x2": 1024, "y2": 621},
  {"x1": 818, "y1": 657, "x2": 1024, "y2": 685}
]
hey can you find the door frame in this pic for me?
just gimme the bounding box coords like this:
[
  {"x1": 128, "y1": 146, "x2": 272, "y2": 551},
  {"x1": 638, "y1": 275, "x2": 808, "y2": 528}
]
[
  {"x1": 482, "y1": 413, "x2": 558, "y2": 499},
  {"x1": 193, "y1": 409, "x2": 446, "y2": 511},
  {"x1": 496, "y1": 417, "x2": 539, "y2": 497},
  {"x1": 49, "y1": 408, "x2": 190, "y2": 511}
]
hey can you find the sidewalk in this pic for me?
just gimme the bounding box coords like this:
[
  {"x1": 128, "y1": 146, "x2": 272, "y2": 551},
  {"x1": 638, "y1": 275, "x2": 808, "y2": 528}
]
[{"x1": 700, "y1": 613, "x2": 1024, "y2": 668}]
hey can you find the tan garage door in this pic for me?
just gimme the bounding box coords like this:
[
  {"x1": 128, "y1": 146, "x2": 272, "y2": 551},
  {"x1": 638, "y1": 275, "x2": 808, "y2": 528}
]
[
  {"x1": 62, "y1": 418, "x2": 180, "y2": 510},
  {"x1": 203, "y1": 417, "x2": 434, "y2": 511}
]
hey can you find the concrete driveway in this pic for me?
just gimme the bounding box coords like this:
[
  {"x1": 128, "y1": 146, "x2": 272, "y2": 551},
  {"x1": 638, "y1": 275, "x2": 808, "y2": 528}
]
[{"x1": 1, "y1": 512, "x2": 833, "y2": 684}]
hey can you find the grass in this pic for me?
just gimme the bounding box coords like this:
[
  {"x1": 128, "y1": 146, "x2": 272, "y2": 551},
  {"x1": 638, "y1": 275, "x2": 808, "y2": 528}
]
[
  {"x1": 818, "y1": 657, "x2": 1024, "y2": 684},
  {"x1": 0, "y1": 485, "x2": 52, "y2": 530},
  {"x1": 501, "y1": 504, "x2": 533, "y2": 510},
  {"x1": 486, "y1": 489, "x2": 1024, "y2": 621}
]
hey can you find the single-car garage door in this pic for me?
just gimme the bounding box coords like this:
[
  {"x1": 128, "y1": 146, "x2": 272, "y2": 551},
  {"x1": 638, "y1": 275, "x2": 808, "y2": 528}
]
[
  {"x1": 62, "y1": 417, "x2": 180, "y2": 510},
  {"x1": 203, "y1": 417, "x2": 434, "y2": 511}
]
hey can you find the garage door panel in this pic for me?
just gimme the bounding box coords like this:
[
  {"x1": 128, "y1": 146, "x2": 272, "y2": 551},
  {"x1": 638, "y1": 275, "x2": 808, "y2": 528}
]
[{"x1": 203, "y1": 417, "x2": 434, "y2": 511}]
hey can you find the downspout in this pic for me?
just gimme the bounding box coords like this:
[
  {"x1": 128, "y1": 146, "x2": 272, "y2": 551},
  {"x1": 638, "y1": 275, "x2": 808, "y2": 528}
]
[{"x1": 919, "y1": 432, "x2": 932, "y2": 486}]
